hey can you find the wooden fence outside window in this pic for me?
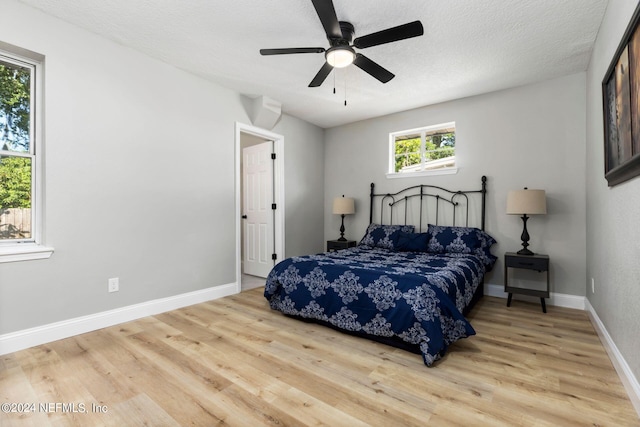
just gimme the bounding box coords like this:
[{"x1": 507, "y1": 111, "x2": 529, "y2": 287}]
[{"x1": 0, "y1": 208, "x2": 32, "y2": 239}]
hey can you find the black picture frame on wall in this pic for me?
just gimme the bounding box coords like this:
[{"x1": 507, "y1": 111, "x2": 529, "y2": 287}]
[{"x1": 602, "y1": 2, "x2": 640, "y2": 187}]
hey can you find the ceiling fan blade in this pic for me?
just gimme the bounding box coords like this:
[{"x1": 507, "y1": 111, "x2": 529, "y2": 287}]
[
  {"x1": 353, "y1": 20, "x2": 424, "y2": 49},
  {"x1": 260, "y1": 47, "x2": 325, "y2": 55},
  {"x1": 310, "y1": 0, "x2": 342, "y2": 39},
  {"x1": 353, "y1": 54, "x2": 394, "y2": 83},
  {"x1": 309, "y1": 62, "x2": 334, "y2": 87}
]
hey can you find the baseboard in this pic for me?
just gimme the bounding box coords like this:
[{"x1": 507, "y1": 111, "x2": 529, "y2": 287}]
[
  {"x1": 485, "y1": 283, "x2": 639, "y2": 416},
  {"x1": 0, "y1": 282, "x2": 238, "y2": 356},
  {"x1": 485, "y1": 283, "x2": 586, "y2": 310},
  {"x1": 585, "y1": 299, "x2": 640, "y2": 417}
]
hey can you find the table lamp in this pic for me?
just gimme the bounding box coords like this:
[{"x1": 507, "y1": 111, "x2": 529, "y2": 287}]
[
  {"x1": 506, "y1": 188, "x2": 546, "y2": 255},
  {"x1": 332, "y1": 195, "x2": 355, "y2": 241}
]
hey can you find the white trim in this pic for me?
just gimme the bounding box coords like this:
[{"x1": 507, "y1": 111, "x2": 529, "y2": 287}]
[
  {"x1": 485, "y1": 283, "x2": 586, "y2": 310},
  {"x1": 390, "y1": 122, "x2": 457, "y2": 138},
  {"x1": 386, "y1": 167, "x2": 458, "y2": 179},
  {"x1": 33, "y1": 54, "x2": 45, "y2": 246},
  {"x1": 0, "y1": 243, "x2": 54, "y2": 263},
  {"x1": 235, "y1": 122, "x2": 285, "y2": 293},
  {"x1": 484, "y1": 284, "x2": 639, "y2": 415},
  {"x1": 273, "y1": 138, "x2": 285, "y2": 265},
  {"x1": 585, "y1": 299, "x2": 640, "y2": 417},
  {"x1": 0, "y1": 282, "x2": 237, "y2": 356}
]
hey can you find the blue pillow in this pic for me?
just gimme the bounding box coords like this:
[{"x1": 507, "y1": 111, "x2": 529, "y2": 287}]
[
  {"x1": 395, "y1": 232, "x2": 430, "y2": 252},
  {"x1": 359, "y1": 224, "x2": 415, "y2": 250},
  {"x1": 426, "y1": 224, "x2": 497, "y2": 270}
]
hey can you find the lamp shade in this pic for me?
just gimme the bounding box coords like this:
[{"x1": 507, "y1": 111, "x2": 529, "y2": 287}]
[
  {"x1": 506, "y1": 189, "x2": 547, "y2": 215},
  {"x1": 333, "y1": 196, "x2": 355, "y2": 215}
]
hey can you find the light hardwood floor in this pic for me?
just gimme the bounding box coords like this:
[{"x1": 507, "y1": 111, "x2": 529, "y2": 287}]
[
  {"x1": 1, "y1": 289, "x2": 638, "y2": 426},
  {"x1": 241, "y1": 274, "x2": 266, "y2": 291}
]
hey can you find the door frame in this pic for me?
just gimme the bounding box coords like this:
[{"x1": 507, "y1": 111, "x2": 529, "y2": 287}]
[{"x1": 235, "y1": 122, "x2": 285, "y2": 293}]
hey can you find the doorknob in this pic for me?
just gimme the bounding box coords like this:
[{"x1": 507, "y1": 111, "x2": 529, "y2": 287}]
[{"x1": 242, "y1": 215, "x2": 247, "y2": 219}]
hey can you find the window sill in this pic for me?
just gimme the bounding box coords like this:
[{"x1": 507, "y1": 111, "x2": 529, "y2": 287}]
[
  {"x1": 386, "y1": 167, "x2": 458, "y2": 179},
  {"x1": 0, "y1": 244, "x2": 55, "y2": 263}
]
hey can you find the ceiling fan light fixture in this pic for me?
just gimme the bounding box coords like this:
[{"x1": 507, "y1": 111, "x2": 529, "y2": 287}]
[{"x1": 326, "y1": 47, "x2": 355, "y2": 68}]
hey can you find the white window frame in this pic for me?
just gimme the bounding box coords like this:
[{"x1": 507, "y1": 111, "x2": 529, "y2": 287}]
[
  {"x1": 387, "y1": 121, "x2": 458, "y2": 179},
  {"x1": 0, "y1": 44, "x2": 53, "y2": 263}
]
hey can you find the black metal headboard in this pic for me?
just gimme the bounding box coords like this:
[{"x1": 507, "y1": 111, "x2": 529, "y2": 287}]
[{"x1": 369, "y1": 176, "x2": 488, "y2": 231}]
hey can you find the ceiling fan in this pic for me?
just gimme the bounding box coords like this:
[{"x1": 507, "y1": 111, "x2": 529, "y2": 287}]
[{"x1": 260, "y1": 0, "x2": 424, "y2": 87}]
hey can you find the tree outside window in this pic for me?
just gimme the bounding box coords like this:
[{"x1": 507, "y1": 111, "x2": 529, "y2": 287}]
[{"x1": 391, "y1": 123, "x2": 456, "y2": 174}]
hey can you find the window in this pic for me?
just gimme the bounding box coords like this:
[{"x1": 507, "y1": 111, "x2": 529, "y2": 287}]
[
  {"x1": 0, "y1": 45, "x2": 51, "y2": 262},
  {"x1": 388, "y1": 122, "x2": 457, "y2": 177}
]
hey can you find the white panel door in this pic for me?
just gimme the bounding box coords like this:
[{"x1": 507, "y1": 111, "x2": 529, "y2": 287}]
[{"x1": 243, "y1": 141, "x2": 274, "y2": 278}]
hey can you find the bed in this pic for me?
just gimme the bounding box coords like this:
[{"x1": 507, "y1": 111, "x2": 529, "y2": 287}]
[{"x1": 264, "y1": 176, "x2": 496, "y2": 366}]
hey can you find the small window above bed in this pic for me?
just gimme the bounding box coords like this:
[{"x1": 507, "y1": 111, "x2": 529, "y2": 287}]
[{"x1": 387, "y1": 122, "x2": 457, "y2": 178}]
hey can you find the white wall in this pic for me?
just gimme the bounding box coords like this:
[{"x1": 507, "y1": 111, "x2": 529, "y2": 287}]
[
  {"x1": 586, "y1": 0, "x2": 640, "y2": 384},
  {"x1": 0, "y1": 0, "x2": 324, "y2": 335},
  {"x1": 324, "y1": 73, "x2": 587, "y2": 295},
  {"x1": 273, "y1": 116, "x2": 325, "y2": 257}
]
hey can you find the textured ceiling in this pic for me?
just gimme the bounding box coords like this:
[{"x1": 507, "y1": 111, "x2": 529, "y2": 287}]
[{"x1": 18, "y1": 0, "x2": 608, "y2": 128}]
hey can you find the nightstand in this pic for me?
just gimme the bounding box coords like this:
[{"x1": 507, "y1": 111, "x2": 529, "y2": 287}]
[
  {"x1": 327, "y1": 240, "x2": 356, "y2": 252},
  {"x1": 504, "y1": 252, "x2": 550, "y2": 313}
]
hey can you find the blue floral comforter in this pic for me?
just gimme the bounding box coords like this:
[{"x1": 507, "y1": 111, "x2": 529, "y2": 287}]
[{"x1": 264, "y1": 246, "x2": 485, "y2": 366}]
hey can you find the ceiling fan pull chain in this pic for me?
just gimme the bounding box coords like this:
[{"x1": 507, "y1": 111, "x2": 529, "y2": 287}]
[
  {"x1": 333, "y1": 70, "x2": 336, "y2": 94},
  {"x1": 344, "y1": 69, "x2": 348, "y2": 106}
]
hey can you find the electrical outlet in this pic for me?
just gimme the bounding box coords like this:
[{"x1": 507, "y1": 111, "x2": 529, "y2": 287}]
[
  {"x1": 591, "y1": 277, "x2": 595, "y2": 294},
  {"x1": 108, "y1": 277, "x2": 119, "y2": 293}
]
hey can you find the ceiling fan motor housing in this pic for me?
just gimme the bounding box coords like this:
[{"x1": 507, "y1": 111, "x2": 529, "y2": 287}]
[{"x1": 333, "y1": 21, "x2": 354, "y2": 45}]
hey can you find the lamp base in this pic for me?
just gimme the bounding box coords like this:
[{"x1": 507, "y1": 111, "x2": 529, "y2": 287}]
[
  {"x1": 517, "y1": 248, "x2": 534, "y2": 256},
  {"x1": 337, "y1": 214, "x2": 347, "y2": 242},
  {"x1": 517, "y1": 214, "x2": 535, "y2": 256}
]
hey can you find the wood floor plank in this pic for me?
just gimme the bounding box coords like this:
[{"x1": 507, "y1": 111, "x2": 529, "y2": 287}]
[
  {"x1": 1, "y1": 289, "x2": 637, "y2": 426},
  {"x1": 0, "y1": 364, "x2": 52, "y2": 427},
  {"x1": 105, "y1": 394, "x2": 181, "y2": 427},
  {"x1": 91, "y1": 331, "x2": 233, "y2": 425},
  {"x1": 46, "y1": 335, "x2": 138, "y2": 405}
]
